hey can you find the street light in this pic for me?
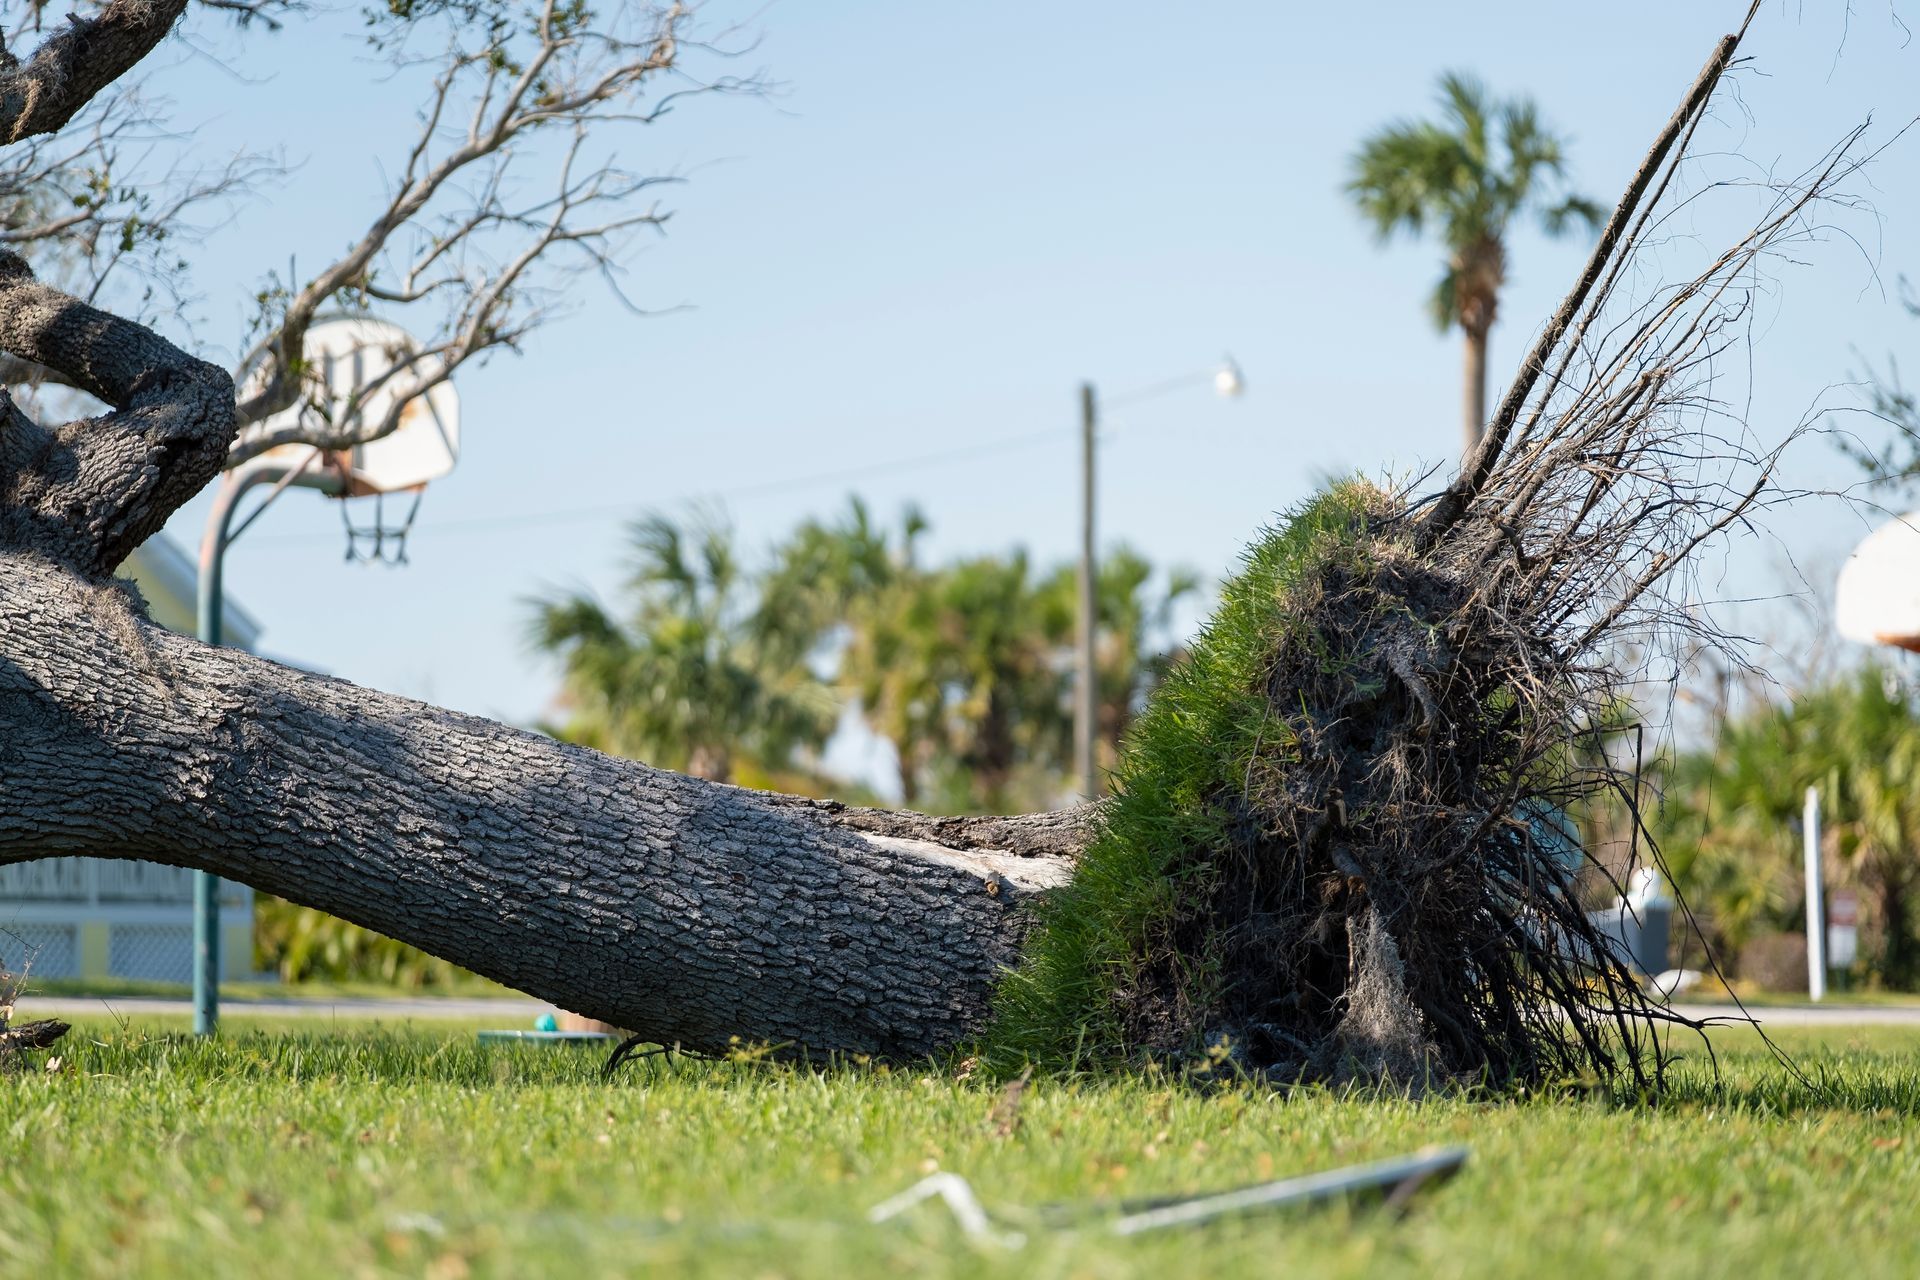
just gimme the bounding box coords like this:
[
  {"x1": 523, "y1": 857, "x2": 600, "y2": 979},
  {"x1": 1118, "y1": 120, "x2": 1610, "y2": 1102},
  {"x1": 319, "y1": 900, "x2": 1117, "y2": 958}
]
[{"x1": 1076, "y1": 357, "x2": 1245, "y2": 800}]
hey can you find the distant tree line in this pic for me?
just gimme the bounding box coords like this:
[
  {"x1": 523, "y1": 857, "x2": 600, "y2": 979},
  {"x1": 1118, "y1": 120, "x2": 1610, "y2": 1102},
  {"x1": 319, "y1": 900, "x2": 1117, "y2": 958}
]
[
  {"x1": 1622, "y1": 285, "x2": 1920, "y2": 993},
  {"x1": 530, "y1": 498, "x2": 1199, "y2": 815}
]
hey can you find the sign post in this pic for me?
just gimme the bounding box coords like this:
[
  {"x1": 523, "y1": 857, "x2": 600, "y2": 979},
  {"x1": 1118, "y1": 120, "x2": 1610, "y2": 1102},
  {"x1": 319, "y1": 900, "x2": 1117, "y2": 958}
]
[{"x1": 1828, "y1": 889, "x2": 1860, "y2": 984}]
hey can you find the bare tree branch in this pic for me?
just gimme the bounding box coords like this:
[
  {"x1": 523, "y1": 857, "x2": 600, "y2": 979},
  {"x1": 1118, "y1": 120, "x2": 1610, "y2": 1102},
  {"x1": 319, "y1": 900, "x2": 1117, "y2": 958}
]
[
  {"x1": 1417, "y1": 0, "x2": 1762, "y2": 549},
  {"x1": 0, "y1": 250, "x2": 233, "y2": 575},
  {"x1": 230, "y1": 0, "x2": 736, "y2": 468},
  {"x1": 230, "y1": 127, "x2": 676, "y2": 464},
  {"x1": 192, "y1": 0, "x2": 297, "y2": 31},
  {"x1": 0, "y1": 85, "x2": 278, "y2": 319}
]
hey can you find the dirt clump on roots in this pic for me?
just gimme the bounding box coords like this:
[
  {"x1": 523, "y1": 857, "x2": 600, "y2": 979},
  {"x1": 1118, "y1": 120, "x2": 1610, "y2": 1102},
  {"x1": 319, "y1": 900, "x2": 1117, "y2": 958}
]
[{"x1": 994, "y1": 482, "x2": 1646, "y2": 1091}]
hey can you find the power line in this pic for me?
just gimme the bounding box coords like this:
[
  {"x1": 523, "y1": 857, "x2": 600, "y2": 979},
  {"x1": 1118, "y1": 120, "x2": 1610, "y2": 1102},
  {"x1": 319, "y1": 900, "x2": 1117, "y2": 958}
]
[
  {"x1": 240, "y1": 365, "x2": 1236, "y2": 546},
  {"x1": 244, "y1": 423, "x2": 1076, "y2": 544}
]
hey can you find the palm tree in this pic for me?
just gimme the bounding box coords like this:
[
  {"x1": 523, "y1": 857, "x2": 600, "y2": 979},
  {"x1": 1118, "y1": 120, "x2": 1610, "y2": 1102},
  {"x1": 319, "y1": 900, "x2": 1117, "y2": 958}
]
[
  {"x1": 765, "y1": 505, "x2": 1064, "y2": 812},
  {"x1": 1348, "y1": 72, "x2": 1603, "y2": 459},
  {"x1": 759, "y1": 499, "x2": 948, "y2": 806},
  {"x1": 926, "y1": 552, "x2": 1065, "y2": 811},
  {"x1": 762, "y1": 503, "x2": 1202, "y2": 812},
  {"x1": 530, "y1": 511, "x2": 835, "y2": 783}
]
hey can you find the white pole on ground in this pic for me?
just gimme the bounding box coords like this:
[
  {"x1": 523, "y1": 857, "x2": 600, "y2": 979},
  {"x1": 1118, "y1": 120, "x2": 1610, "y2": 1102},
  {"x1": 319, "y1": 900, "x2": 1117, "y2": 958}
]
[
  {"x1": 1075, "y1": 381, "x2": 1099, "y2": 801},
  {"x1": 1804, "y1": 785, "x2": 1827, "y2": 1003}
]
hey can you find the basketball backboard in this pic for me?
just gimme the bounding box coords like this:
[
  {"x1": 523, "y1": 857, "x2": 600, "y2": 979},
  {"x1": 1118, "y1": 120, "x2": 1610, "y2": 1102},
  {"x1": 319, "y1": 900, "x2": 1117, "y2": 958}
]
[
  {"x1": 1836, "y1": 509, "x2": 1920, "y2": 652},
  {"x1": 234, "y1": 315, "x2": 460, "y2": 496}
]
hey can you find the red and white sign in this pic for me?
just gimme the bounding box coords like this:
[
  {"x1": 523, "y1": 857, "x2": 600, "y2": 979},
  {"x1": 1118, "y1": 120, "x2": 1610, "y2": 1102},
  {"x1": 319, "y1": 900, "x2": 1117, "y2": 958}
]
[{"x1": 1829, "y1": 890, "x2": 1860, "y2": 969}]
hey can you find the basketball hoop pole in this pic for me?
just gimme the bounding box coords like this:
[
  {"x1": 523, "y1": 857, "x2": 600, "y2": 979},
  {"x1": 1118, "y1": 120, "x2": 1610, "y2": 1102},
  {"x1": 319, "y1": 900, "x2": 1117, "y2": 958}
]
[
  {"x1": 193, "y1": 457, "x2": 340, "y2": 1035},
  {"x1": 202, "y1": 315, "x2": 460, "y2": 1031}
]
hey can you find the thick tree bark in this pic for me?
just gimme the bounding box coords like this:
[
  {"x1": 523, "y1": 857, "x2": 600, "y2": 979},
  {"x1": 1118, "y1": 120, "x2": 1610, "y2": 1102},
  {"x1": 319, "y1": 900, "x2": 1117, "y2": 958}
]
[
  {"x1": 0, "y1": 553, "x2": 1081, "y2": 1055},
  {"x1": 0, "y1": 0, "x2": 189, "y2": 145},
  {"x1": 0, "y1": 254, "x2": 235, "y2": 577}
]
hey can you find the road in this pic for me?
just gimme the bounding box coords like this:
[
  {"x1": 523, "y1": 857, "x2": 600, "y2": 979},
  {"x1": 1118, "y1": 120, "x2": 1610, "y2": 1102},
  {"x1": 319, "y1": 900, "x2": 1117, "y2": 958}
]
[
  {"x1": 1667, "y1": 1001, "x2": 1920, "y2": 1027},
  {"x1": 16, "y1": 993, "x2": 547, "y2": 1023}
]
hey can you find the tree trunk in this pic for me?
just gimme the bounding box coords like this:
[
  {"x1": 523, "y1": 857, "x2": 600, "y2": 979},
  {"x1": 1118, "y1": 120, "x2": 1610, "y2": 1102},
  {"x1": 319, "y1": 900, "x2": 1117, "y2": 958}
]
[
  {"x1": 894, "y1": 737, "x2": 920, "y2": 810},
  {"x1": 1462, "y1": 324, "x2": 1489, "y2": 461},
  {"x1": 0, "y1": 554, "x2": 1082, "y2": 1057}
]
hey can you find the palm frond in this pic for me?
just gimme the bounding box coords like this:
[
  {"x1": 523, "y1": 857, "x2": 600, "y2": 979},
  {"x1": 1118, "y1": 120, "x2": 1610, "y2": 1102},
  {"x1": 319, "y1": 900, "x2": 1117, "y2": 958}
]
[
  {"x1": 1540, "y1": 193, "x2": 1606, "y2": 237},
  {"x1": 1428, "y1": 265, "x2": 1459, "y2": 332}
]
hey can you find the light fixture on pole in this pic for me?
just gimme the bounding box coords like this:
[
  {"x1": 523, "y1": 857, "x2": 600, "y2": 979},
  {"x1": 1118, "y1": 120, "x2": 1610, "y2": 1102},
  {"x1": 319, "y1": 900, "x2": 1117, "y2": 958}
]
[{"x1": 1076, "y1": 358, "x2": 1246, "y2": 801}]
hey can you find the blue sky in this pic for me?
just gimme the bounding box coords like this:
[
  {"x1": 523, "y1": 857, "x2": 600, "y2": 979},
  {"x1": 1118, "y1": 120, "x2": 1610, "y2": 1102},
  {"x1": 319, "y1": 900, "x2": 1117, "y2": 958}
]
[{"x1": 139, "y1": 2, "x2": 1920, "y2": 772}]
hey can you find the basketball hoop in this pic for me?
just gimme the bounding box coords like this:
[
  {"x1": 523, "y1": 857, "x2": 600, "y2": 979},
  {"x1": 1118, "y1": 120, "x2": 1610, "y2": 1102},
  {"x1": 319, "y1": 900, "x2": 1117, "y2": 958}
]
[
  {"x1": 338, "y1": 487, "x2": 425, "y2": 565},
  {"x1": 233, "y1": 313, "x2": 461, "y2": 564}
]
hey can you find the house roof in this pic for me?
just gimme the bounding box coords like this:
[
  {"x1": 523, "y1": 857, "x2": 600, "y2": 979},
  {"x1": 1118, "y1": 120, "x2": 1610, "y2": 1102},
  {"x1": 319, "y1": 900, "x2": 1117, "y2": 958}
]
[{"x1": 120, "y1": 533, "x2": 263, "y2": 650}]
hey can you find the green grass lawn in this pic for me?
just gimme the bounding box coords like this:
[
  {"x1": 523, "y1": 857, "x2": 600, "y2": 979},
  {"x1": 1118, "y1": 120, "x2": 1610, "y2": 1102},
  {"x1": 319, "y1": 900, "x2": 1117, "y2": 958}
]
[{"x1": 4, "y1": 1019, "x2": 1918, "y2": 1278}]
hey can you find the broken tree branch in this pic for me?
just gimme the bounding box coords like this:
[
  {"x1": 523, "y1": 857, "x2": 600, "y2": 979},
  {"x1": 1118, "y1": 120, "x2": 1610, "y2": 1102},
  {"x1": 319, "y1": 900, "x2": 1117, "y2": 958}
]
[{"x1": 0, "y1": 0, "x2": 188, "y2": 146}]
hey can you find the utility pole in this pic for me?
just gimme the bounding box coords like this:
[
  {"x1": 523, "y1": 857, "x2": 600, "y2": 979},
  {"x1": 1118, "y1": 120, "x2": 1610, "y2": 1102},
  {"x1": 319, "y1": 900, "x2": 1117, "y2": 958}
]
[
  {"x1": 1076, "y1": 381, "x2": 1099, "y2": 800},
  {"x1": 1070, "y1": 360, "x2": 1242, "y2": 802}
]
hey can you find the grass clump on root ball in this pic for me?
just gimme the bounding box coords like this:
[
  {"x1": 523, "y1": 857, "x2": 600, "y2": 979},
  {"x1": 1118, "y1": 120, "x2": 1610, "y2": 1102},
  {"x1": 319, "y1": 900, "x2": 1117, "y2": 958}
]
[{"x1": 990, "y1": 478, "x2": 1658, "y2": 1091}]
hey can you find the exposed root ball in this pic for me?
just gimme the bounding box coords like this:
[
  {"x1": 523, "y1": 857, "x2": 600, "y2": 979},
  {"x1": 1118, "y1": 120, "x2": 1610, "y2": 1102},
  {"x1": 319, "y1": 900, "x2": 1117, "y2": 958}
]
[{"x1": 992, "y1": 482, "x2": 1670, "y2": 1090}]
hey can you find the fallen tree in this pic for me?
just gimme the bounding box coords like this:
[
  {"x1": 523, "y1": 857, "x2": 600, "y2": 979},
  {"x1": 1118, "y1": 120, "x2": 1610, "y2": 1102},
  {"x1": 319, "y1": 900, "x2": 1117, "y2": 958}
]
[
  {"x1": 0, "y1": 551, "x2": 1080, "y2": 1056},
  {"x1": 0, "y1": 2, "x2": 1853, "y2": 1083}
]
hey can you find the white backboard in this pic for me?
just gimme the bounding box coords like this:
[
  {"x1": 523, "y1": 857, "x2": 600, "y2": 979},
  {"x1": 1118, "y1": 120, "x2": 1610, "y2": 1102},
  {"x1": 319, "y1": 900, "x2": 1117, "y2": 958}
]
[
  {"x1": 235, "y1": 315, "x2": 460, "y2": 495},
  {"x1": 1836, "y1": 510, "x2": 1920, "y2": 653}
]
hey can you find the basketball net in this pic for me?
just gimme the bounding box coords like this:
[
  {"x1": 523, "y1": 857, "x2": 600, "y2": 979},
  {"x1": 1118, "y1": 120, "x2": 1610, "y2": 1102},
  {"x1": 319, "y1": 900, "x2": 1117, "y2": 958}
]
[{"x1": 337, "y1": 487, "x2": 425, "y2": 566}]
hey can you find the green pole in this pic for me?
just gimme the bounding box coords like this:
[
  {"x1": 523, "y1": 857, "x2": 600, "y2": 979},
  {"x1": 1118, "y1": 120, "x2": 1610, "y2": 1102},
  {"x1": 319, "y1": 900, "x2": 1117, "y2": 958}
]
[
  {"x1": 193, "y1": 482, "x2": 232, "y2": 1036},
  {"x1": 191, "y1": 454, "x2": 343, "y2": 1035},
  {"x1": 193, "y1": 469, "x2": 276, "y2": 1036},
  {"x1": 192, "y1": 459, "x2": 341, "y2": 1034}
]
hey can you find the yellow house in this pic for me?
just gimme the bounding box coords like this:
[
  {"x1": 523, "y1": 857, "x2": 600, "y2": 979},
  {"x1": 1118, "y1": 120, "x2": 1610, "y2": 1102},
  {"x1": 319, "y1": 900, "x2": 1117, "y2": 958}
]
[{"x1": 0, "y1": 535, "x2": 260, "y2": 984}]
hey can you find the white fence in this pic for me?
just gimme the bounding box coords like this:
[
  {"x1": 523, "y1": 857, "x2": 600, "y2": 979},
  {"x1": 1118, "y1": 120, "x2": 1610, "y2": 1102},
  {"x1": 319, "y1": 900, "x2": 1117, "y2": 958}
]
[{"x1": 0, "y1": 858, "x2": 253, "y2": 983}]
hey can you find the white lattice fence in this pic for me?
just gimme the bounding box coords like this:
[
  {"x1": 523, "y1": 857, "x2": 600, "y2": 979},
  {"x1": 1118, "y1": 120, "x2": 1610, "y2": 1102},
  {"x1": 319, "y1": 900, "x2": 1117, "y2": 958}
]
[
  {"x1": 2, "y1": 858, "x2": 252, "y2": 982},
  {"x1": 108, "y1": 924, "x2": 196, "y2": 985},
  {"x1": 0, "y1": 924, "x2": 79, "y2": 979}
]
